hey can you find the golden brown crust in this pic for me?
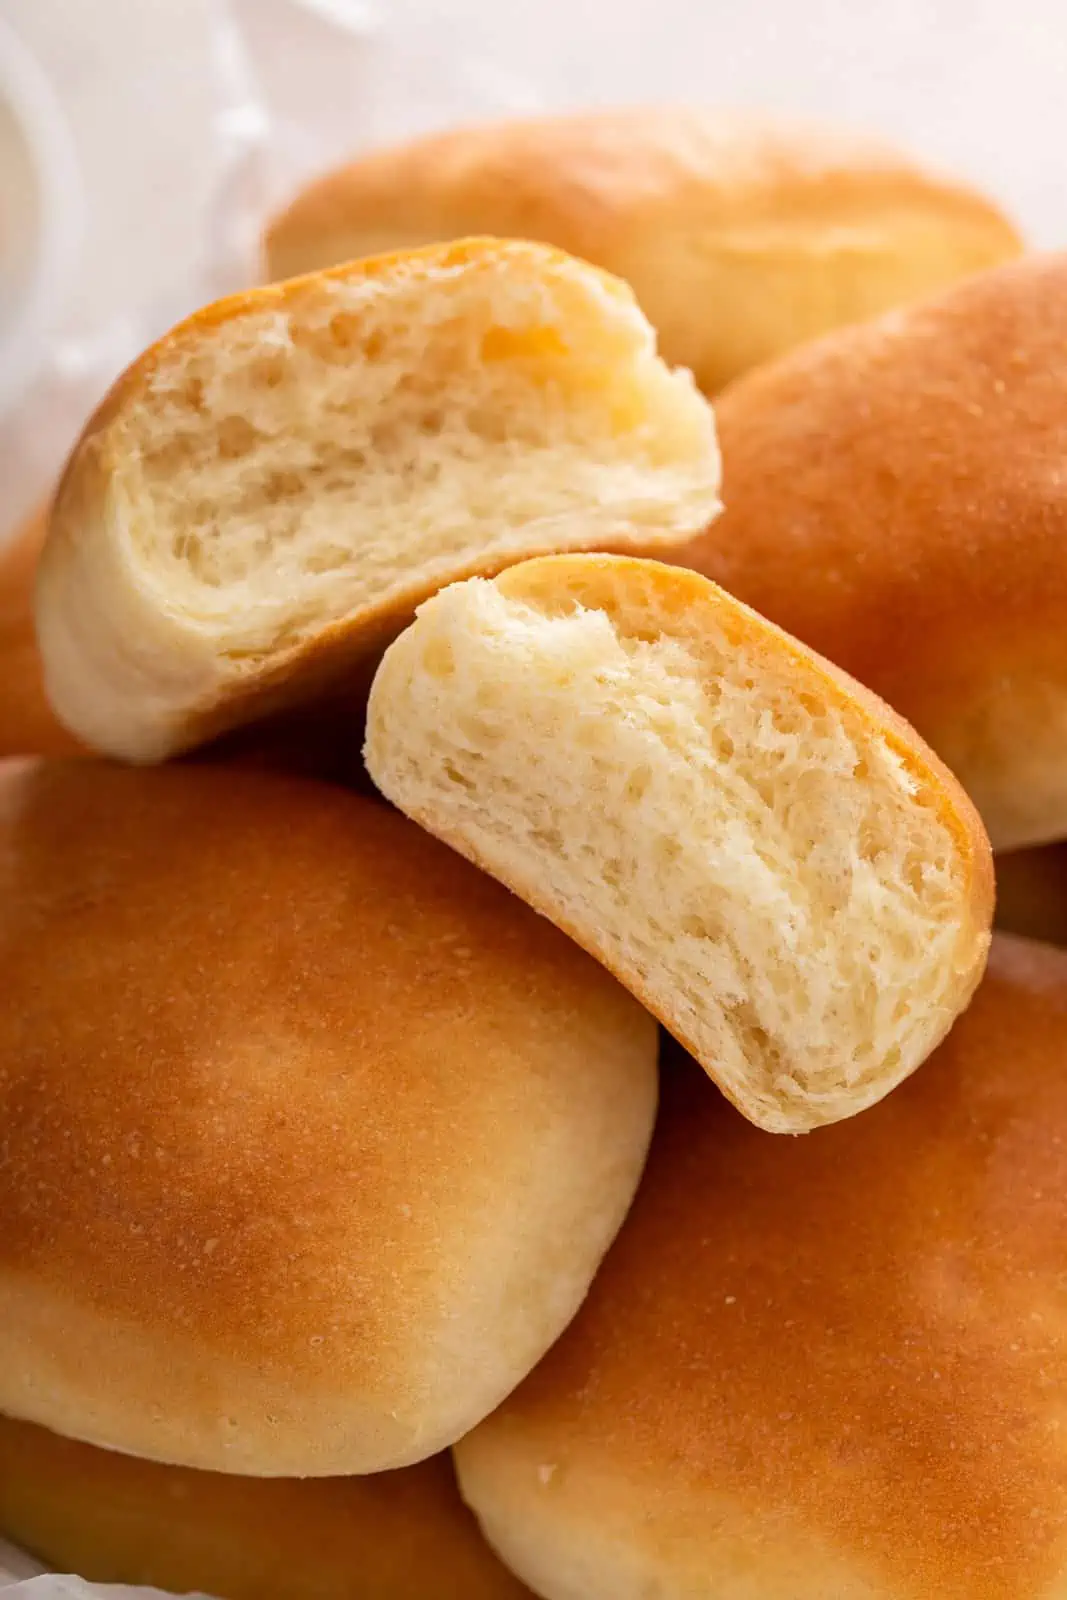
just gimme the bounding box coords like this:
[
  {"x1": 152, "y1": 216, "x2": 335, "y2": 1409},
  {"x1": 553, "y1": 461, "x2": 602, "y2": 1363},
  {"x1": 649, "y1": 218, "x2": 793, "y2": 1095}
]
[
  {"x1": 457, "y1": 935, "x2": 1067, "y2": 1599},
  {"x1": 0, "y1": 760, "x2": 658, "y2": 1475},
  {"x1": 500, "y1": 557, "x2": 994, "y2": 1125},
  {"x1": 38, "y1": 236, "x2": 715, "y2": 762},
  {"x1": 674, "y1": 252, "x2": 1067, "y2": 850},
  {"x1": 0, "y1": 506, "x2": 83, "y2": 758},
  {"x1": 0, "y1": 1415, "x2": 531, "y2": 1599},
  {"x1": 265, "y1": 107, "x2": 1022, "y2": 391},
  {"x1": 367, "y1": 554, "x2": 994, "y2": 1133},
  {"x1": 498, "y1": 554, "x2": 993, "y2": 885}
]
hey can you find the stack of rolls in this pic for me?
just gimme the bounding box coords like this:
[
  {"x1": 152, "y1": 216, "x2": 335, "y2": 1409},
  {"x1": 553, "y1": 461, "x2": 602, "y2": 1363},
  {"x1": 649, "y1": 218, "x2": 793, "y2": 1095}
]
[
  {"x1": 0, "y1": 758, "x2": 658, "y2": 1598},
  {"x1": 2, "y1": 105, "x2": 1065, "y2": 1600}
]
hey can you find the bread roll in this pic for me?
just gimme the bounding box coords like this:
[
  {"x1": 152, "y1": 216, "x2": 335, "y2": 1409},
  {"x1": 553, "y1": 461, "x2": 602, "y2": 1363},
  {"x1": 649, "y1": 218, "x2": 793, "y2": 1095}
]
[
  {"x1": 456, "y1": 936, "x2": 1067, "y2": 1600},
  {"x1": 0, "y1": 506, "x2": 82, "y2": 758},
  {"x1": 0, "y1": 1415, "x2": 530, "y2": 1599},
  {"x1": 0, "y1": 760, "x2": 657, "y2": 1475},
  {"x1": 994, "y1": 844, "x2": 1067, "y2": 946},
  {"x1": 264, "y1": 108, "x2": 1021, "y2": 393},
  {"x1": 675, "y1": 252, "x2": 1067, "y2": 851},
  {"x1": 0, "y1": 509, "x2": 365, "y2": 781},
  {"x1": 35, "y1": 238, "x2": 719, "y2": 763},
  {"x1": 365, "y1": 553, "x2": 992, "y2": 1132},
  {"x1": 0, "y1": 505, "x2": 370, "y2": 782}
]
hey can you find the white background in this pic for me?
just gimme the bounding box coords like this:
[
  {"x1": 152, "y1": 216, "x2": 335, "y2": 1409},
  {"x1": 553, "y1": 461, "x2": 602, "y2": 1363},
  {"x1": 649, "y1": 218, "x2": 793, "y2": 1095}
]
[
  {"x1": 5, "y1": 0, "x2": 1067, "y2": 331},
  {"x1": 1, "y1": 0, "x2": 1065, "y2": 531}
]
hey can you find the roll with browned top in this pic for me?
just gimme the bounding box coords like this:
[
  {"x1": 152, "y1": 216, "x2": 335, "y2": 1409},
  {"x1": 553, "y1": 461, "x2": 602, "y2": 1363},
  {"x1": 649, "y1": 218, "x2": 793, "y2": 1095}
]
[
  {"x1": 0, "y1": 761, "x2": 658, "y2": 1477},
  {"x1": 0, "y1": 1415, "x2": 531, "y2": 1599},
  {"x1": 458, "y1": 935, "x2": 1067, "y2": 1599},
  {"x1": 676, "y1": 252, "x2": 1067, "y2": 851},
  {"x1": 265, "y1": 107, "x2": 1021, "y2": 393}
]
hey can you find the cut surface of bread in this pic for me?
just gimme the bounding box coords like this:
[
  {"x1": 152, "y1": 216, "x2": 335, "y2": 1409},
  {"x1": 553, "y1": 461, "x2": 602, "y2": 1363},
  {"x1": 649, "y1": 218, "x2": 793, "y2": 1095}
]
[
  {"x1": 264, "y1": 107, "x2": 1022, "y2": 392},
  {"x1": 0, "y1": 1416, "x2": 531, "y2": 1599},
  {"x1": 1, "y1": 508, "x2": 365, "y2": 781},
  {"x1": 366, "y1": 555, "x2": 993, "y2": 1133},
  {"x1": 36, "y1": 238, "x2": 719, "y2": 762}
]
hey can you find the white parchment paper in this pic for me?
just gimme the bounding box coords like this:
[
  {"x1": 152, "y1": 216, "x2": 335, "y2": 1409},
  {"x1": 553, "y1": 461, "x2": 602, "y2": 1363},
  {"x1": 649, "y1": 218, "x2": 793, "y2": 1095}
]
[
  {"x1": 0, "y1": 1533, "x2": 215, "y2": 1597},
  {"x1": 0, "y1": 1539, "x2": 211, "y2": 1596}
]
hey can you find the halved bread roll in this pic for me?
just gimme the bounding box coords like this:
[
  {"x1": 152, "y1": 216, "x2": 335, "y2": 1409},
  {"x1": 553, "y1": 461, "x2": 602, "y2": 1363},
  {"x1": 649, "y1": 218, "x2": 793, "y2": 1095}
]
[
  {"x1": 264, "y1": 109, "x2": 1022, "y2": 394},
  {"x1": 0, "y1": 507, "x2": 363, "y2": 781},
  {"x1": 0, "y1": 761, "x2": 658, "y2": 1475},
  {"x1": 35, "y1": 238, "x2": 719, "y2": 763},
  {"x1": 455, "y1": 936, "x2": 1067, "y2": 1600},
  {"x1": 0, "y1": 1415, "x2": 531, "y2": 1599},
  {"x1": 365, "y1": 554, "x2": 993, "y2": 1132}
]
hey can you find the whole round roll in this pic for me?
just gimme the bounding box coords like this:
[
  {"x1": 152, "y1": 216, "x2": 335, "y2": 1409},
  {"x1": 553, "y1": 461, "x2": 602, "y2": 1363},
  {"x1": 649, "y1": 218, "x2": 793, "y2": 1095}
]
[
  {"x1": 457, "y1": 935, "x2": 1067, "y2": 1599},
  {"x1": 674, "y1": 252, "x2": 1067, "y2": 851},
  {"x1": 0, "y1": 761, "x2": 658, "y2": 1477},
  {"x1": 264, "y1": 107, "x2": 1021, "y2": 394},
  {"x1": 0, "y1": 1414, "x2": 530, "y2": 1599}
]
